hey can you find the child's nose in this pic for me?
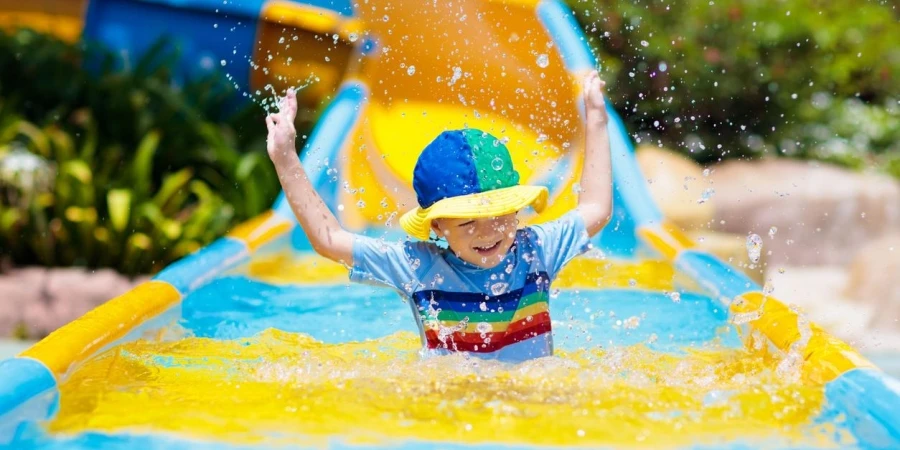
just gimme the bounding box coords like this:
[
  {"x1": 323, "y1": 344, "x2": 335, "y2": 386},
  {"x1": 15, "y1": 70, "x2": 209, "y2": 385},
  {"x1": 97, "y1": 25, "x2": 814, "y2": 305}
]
[{"x1": 475, "y1": 218, "x2": 500, "y2": 236}]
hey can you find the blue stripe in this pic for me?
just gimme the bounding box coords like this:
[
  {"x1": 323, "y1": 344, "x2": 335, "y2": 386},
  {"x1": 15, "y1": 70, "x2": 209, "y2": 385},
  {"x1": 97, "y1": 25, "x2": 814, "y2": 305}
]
[
  {"x1": 0, "y1": 358, "x2": 58, "y2": 419},
  {"x1": 823, "y1": 368, "x2": 900, "y2": 448},
  {"x1": 536, "y1": 0, "x2": 597, "y2": 71},
  {"x1": 413, "y1": 272, "x2": 549, "y2": 313},
  {"x1": 676, "y1": 250, "x2": 756, "y2": 302},
  {"x1": 152, "y1": 237, "x2": 249, "y2": 295}
]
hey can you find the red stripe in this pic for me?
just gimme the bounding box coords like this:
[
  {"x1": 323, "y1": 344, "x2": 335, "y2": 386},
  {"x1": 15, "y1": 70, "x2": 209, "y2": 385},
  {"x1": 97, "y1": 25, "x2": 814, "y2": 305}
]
[
  {"x1": 502, "y1": 320, "x2": 552, "y2": 347},
  {"x1": 506, "y1": 311, "x2": 551, "y2": 335},
  {"x1": 424, "y1": 321, "x2": 552, "y2": 353},
  {"x1": 424, "y1": 329, "x2": 505, "y2": 345}
]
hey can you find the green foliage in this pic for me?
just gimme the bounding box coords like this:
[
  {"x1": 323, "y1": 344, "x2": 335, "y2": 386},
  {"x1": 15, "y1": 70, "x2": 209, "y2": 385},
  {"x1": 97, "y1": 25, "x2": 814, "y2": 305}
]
[
  {"x1": 0, "y1": 28, "x2": 286, "y2": 274},
  {"x1": 569, "y1": 0, "x2": 899, "y2": 178}
]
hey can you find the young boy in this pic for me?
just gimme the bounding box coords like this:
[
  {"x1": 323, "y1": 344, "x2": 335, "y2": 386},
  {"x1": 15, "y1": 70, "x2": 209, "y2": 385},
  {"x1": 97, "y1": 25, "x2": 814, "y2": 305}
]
[{"x1": 266, "y1": 71, "x2": 612, "y2": 363}]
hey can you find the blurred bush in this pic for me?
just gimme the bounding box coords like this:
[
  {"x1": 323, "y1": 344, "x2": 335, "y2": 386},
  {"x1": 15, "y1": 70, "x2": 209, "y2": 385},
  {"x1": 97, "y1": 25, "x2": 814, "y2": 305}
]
[
  {"x1": 0, "y1": 28, "x2": 285, "y2": 275},
  {"x1": 569, "y1": 0, "x2": 899, "y2": 177}
]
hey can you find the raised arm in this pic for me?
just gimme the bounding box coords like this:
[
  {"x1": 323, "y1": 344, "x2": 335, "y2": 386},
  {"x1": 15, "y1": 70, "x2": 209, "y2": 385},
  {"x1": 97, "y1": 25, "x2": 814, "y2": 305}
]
[
  {"x1": 576, "y1": 71, "x2": 613, "y2": 237},
  {"x1": 266, "y1": 89, "x2": 354, "y2": 264}
]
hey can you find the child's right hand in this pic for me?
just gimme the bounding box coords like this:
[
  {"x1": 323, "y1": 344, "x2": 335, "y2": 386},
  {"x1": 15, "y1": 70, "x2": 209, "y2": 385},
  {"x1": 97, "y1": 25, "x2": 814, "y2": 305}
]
[
  {"x1": 583, "y1": 70, "x2": 608, "y2": 125},
  {"x1": 265, "y1": 89, "x2": 299, "y2": 164}
]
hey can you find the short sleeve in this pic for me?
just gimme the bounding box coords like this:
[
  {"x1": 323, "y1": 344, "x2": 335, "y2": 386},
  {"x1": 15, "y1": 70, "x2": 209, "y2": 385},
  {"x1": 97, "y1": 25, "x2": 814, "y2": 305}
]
[
  {"x1": 526, "y1": 210, "x2": 592, "y2": 279},
  {"x1": 349, "y1": 235, "x2": 436, "y2": 296}
]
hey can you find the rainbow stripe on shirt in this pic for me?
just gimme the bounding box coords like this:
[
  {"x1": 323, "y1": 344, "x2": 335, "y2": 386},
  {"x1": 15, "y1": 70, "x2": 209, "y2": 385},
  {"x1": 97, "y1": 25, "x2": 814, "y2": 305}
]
[{"x1": 412, "y1": 272, "x2": 552, "y2": 354}]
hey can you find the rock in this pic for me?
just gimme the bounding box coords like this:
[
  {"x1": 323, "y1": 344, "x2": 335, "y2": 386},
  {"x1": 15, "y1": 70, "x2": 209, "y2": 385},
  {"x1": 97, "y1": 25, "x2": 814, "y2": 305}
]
[
  {"x1": 765, "y1": 264, "x2": 900, "y2": 352},
  {"x1": 844, "y1": 234, "x2": 900, "y2": 331},
  {"x1": 0, "y1": 267, "x2": 146, "y2": 339},
  {"x1": 635, "y1": 145, "x2": 716, "y2": 230},
  {"x1": 708, "y1": 158, "x2": 900, "y2": 265},
  {"x1": 0, "y1": 268, "x2": 46, "y2": 339}
]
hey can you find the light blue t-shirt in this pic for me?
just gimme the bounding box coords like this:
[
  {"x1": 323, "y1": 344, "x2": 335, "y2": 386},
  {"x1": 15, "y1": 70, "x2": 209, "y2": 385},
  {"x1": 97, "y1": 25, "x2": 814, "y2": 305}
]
[{"x1": 350, "y1": 210, "x2": 592, "y2": 363}]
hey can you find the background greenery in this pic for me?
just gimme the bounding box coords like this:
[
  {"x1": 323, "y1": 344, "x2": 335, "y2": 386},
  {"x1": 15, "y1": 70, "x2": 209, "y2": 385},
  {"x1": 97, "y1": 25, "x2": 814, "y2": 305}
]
[
  {"x1": 0, "y1": 28, "x2": 283, "y2": 275},
  {"x1": 568, "y1": 0, "x2": 899, "y2": 174}
]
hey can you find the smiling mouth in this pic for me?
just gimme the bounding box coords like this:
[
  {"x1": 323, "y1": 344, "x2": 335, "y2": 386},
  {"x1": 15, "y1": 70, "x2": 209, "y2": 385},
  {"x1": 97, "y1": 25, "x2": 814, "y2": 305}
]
[{"x1": 473, "y1": 240, "x2": 501, "y2": 255}]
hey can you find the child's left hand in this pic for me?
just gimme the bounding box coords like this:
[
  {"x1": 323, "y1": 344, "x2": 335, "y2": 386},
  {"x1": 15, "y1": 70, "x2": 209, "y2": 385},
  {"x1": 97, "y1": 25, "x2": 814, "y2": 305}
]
[{"x1": 583, "y1": 70, "x2": 608, "y2": 125}]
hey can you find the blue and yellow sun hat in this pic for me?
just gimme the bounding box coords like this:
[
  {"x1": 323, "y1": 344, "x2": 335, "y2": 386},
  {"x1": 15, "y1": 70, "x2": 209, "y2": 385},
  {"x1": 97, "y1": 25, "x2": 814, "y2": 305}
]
[{"x1": 399, "y1": 129, "x2": 549, "y2": 240}]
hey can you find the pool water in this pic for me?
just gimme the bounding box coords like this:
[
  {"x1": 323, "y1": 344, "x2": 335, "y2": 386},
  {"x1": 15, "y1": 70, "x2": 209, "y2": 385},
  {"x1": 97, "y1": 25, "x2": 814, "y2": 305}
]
[{"x1": 31, "y1": 275, "x2": 853, "y2": 449}]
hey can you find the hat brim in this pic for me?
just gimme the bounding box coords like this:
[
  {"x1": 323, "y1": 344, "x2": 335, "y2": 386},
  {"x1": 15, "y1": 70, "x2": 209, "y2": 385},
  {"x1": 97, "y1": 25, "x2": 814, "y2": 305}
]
[{"x1": 399, "y1": 185, "x2": 549, "y2": 240}]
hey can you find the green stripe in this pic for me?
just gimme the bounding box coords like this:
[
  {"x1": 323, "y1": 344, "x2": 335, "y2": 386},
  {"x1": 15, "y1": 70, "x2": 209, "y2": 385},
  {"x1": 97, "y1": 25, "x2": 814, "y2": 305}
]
[
  {"x1": 435, "y1": 292, "x2": 548, "y2": 322},
  {"x1": 462, "y1": 129, "x2": 519, "y2": 192}
]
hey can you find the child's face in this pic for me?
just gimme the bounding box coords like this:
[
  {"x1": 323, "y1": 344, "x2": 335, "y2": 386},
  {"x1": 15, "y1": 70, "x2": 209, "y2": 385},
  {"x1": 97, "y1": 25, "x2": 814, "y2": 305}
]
[{"x1": 431, "y1": 213, "x2": 518, "y2": 269}]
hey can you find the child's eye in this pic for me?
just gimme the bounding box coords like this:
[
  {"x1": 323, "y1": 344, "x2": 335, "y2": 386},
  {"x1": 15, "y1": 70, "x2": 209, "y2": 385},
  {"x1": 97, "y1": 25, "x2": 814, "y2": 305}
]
[{"x1": 458, "y1": 221, "x2": 475, "y2": 227}]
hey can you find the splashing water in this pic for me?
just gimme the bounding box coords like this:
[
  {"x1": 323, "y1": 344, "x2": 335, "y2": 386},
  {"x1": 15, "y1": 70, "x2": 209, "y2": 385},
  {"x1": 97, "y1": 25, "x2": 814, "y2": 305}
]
[
  {"x1": 746, "y1": 233, "x2": 763, "y2": 264},
  {"x1": 536, "y1": 53, "x2": 549, "y2": 68},
  {"x1": 47, "y1": 329, "x2": 838, "y2": 449}
]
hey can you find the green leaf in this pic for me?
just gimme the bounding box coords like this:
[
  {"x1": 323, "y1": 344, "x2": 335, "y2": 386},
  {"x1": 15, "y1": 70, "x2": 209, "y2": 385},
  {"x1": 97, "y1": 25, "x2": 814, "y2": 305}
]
[
  {"x1": 15, "y1": 121, "x2": 50, "y2": 156},
  {"x1": 152, "y1": 168, "x2": 193, "y2": 215},
  {"x1": 107, "y1": 189, "x2": 132, "y2": 232},
  {"x1": 131, "y1": 130, "x2": 160, "y2": 199}
]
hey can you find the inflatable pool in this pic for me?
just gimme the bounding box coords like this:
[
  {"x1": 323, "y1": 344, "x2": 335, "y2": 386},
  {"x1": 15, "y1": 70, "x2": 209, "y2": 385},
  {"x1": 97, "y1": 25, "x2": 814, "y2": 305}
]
[{"x1": 1, "y1": 0, "x2": 899, "y2": 448}]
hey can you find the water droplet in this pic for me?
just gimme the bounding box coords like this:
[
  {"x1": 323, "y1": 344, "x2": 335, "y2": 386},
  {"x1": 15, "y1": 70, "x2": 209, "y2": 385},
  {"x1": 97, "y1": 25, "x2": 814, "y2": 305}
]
[
  {"x1": 357, "y1": 200, "x2": 365, "y2": 208},
  {"x1": 337, "y1": 204, "x2": 345, "y2": 211},
  {"x1": 490, "y1": 282, "x2": 508, "y2": 296},
  {"x1": 213, "y1": 23, "x2": 218, "y2": 29},
  {"x1": 407, "y1": 65, "x2": 416, "y2": 76},
  {"x1": 348, "y1": 32, "x2": 358, "y2": 42},
  {"x1": 746, "y1": 234, "x2": 763, "y2": 263},
  {"x1": 702, "y1": 168, "x2": 710, "y2": 177},
  {"x1": 667, "y1": 291, "x2": 681, "y2": 303},
  {"x1": 640, "y1": 40, "x2": 649, "y2": 47},
  {"x1": 628, "y1": 279, "x2": 637, "y2": 287},
  {"x1": 220, "y1": 60, "x2": 227, "y2": 67},
  {"x1": 536, "y1": 54, "x2": 549, "y2": 68},
  {"x1": 382, "y1": 15, "x2": 389, "y2": 22},
  {"x1": 697, "y1": 188, "x2": 715, "y2": 204},
  {"x1": 768, "y1": 226, "x2": 778, "y2": 238},
  {"x1": 491, "y1": 157, "x2": 504, "y2": 171},
  {"x1": 479, "y1": 302, "x2": 488, "y2": 312},
  {"x1": 476, "y1": 322, "x2": 492, "y2": 334},
  {"x1": 623, "y1": 316, "x2": 641, "y2": 329}
]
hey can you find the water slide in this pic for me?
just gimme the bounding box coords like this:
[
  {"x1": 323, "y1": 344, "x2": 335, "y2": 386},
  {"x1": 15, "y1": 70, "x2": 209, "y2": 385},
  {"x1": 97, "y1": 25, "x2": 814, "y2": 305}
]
[{"x1": 1, "y1": 0, "x2": 899, "y2": 448}]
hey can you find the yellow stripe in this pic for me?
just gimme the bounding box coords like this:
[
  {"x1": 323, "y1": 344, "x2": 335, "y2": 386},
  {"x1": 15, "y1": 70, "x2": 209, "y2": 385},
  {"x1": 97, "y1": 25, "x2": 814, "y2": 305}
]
[
  {"x1": 20, "y1": 281, "x2": 181, "y2": 377},
  {"x1": 227, "y1": 210, "x2": 293, "y2": 252},
  {"x1": 637, "y1": 222, "x2": 695, "y2": 260},
  {"x1": 730, "y1": 292, "x2": 874, "y2": 384}
]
